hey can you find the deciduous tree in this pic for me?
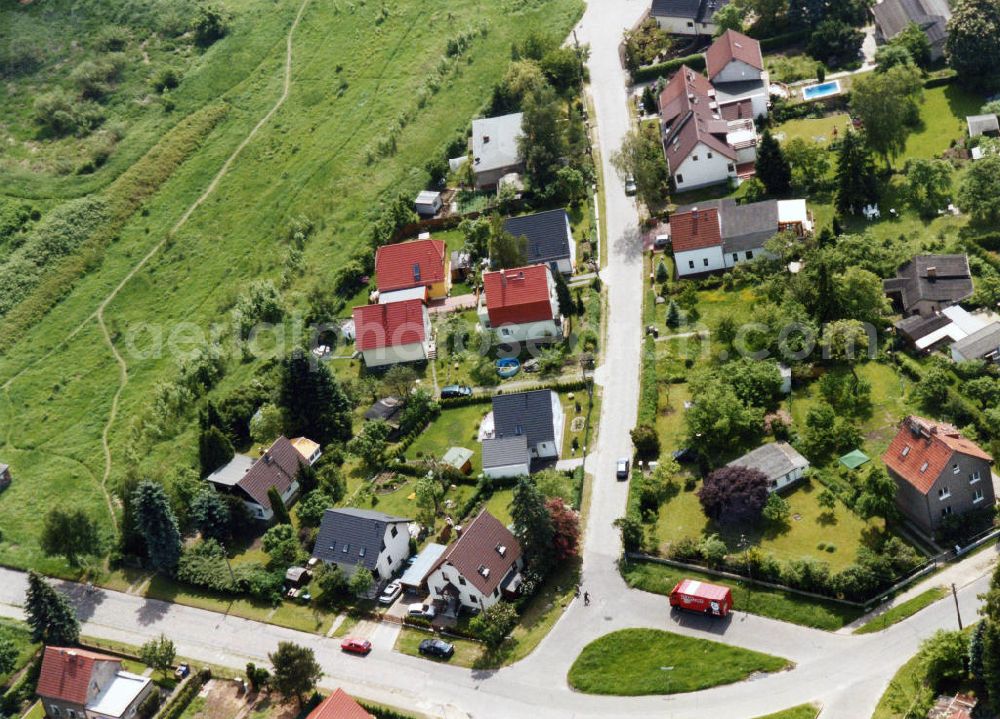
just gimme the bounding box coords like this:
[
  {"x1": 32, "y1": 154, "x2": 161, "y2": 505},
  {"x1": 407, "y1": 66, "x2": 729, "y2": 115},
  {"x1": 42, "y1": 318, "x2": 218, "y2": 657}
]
[
  {"x1": 269, "y1": 642, "x2": 322, "y2": 708},
  {"x1": 349, "y1": 567, "x2": 374, "y2": 597},
  {"x1": 140, "y1": 634, "x2": 176, "y2": 673},
  {"x1": 855, "y1": 465, "x2": 900, "y2": 523},
  {"x1": 958, "y1": 155, "x2": 1000, "y2": 224},
  {"x1": 945, "y1": 0, "x2": 1000, "y2": 86},
  {"x1": 611, "y1": 123, "x2": 669, "y2": 209},
  {"x1": 808, "y1": 20, "x2": 864, "y2": 68},
  {"x1": 901, "y1": 158, "x2": 953, "y2": 218},
  {"x1": 347, "y1": 420, "x2": 391, "y2": 474},
  {"x1": 511, "y1": 476, "x2": 556, "y2": 576},
  {"x1": 698, "y1": 466, "x2": 770, "y2": 524},
  {"x1": 546, "y1": 497, "x2": 580, "y2": 561},
  {"x1": 849, "y1": 65, "x2": 923, "y2": 165},
  {"x1": 835, "y1": 129, "x2": 879, "y2": 214},
  {"x1": 489, "y1": 213, "x2": 528, "y2": 269},
  {"x1": 519, "y1": 84, "x2": 566, "y2": 190},
  {"x1": 469, "y1": 601, "x2": 519, "y2": 648},
  {"x1": 40, "y1": 508, "x2": 101, "y2": 566}
]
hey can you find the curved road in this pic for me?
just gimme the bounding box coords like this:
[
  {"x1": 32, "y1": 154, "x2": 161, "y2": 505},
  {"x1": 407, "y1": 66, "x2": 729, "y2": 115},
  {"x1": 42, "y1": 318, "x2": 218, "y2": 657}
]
[{"x1": 0, "y1": 2, "x2": 995, "y2": 718}]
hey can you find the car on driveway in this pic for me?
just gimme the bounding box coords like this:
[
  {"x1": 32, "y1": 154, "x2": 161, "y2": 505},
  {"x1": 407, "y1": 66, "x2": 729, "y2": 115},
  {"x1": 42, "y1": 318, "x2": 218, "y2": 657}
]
[
  {"x1": 408, "y1": 603, "x2": 437, "y2": 619},
  {"x1": 418, "y1": 638, "x2": 455, "y2": 659},
  {"x1": 653, "y1": 234, "x2": 670, "y2": 250},
  {"x1": 440, "y1": 385, "x2": 472, "y2": 399},
  {"x1": 624, "y1": 175, "x2": 637, "y2": 195},
  {"x1": 616, "y1": 457, "x2": 630, "y2": 479},
  {"x1": 379, "y1": 581, "x2": 402, "y2": 605},
  {"x1": 340, "y1": 637, "x2": 372, "y2": 655}
]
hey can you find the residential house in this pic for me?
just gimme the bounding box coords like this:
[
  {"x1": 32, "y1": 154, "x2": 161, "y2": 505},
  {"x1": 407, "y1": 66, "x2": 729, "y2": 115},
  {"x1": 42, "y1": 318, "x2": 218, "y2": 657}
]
[
  {"x1": 951, "y1": 322, "x2": 1000, "y2": 363},
  {"x1": 967, "y1": 114, "x2": 1000, "y2": 139},
  {"x1": 470, "y1": 113, "x2": 524, "y2": 189},
  {"x1": 37, "y1": 646, "x2": 154, "y2": 719},
  {"x1": 928, "y1": 693, "x2": 977, "y2": 719},
  {"x1": 883, "y1": 255, "x2": 974, "y2": 317},
  {"x1": 872, "y1": 0, "x2": 951, "y2": 62},
  {"x1": 399, "y1": 542, "x2": 448, "y2": 592},
  {"x1": 651, "y1": 0, "x2": 731, "y2": 35},
  {"x1": 659, "y1": 66, "x2": 758, "y2": 191},
  {"x1": 882, "y1": 416, "x2": 995, "y2": 535},
  {"x1": 705, "y1": 30, "x2": 769, "y2": 121},
  {"x1": 363, "y1": 396, "x2": 404, "y2": 437},
  {"x1": 312, "y1": 508, "x2": 411, "y2": 580},
  {"x1": 478, "y1": 265, "x2": 562, "y2": 343},
  {"x1": 894, "y1": 305, "x2": 990, "y2": 353},
  {"x1": 503, "y1": 209, "x2": 576, "y2": 275},
  {"x1": 426, "y1": 508, "x2": 524, "y2": 613},
  {"x1": 374, "y1": 238, "x2": 450, "y2": 299},
  {"x1": 0, "y1": 463, "x2": 9, "y2": 491},
  {"x1": 481, "y1": 389, "x2": 564, "y2": 478},
  {"x1": 670, "y1": 197, "x2": 812, "y2": 277},
  {"x1": 206, "y1": 435, "x2": 316, "y2": 521},
  {"x1": 414, "y1": 190, "x2": 443, "y2": 217},
  {"x1": 352, "y1": 298, "x2": 432, "y2": 368},
  {"x1": 307, "y1": 689, "x2": 373, "y2": 719},
  {"x1": 727, "y1": 442, "x2": 810, "y2": 492}
]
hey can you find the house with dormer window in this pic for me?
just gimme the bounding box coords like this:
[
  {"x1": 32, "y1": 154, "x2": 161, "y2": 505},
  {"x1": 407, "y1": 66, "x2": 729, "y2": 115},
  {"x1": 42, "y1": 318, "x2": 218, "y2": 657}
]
[
  {"x1": 374, "y1": 238, "x2": 450, "y2": 299},
  {"x1": 425, "y1": 509, "x2": 523, "y2": 614},
  {"x1": 37, "y1": 646, "x2": 154, "y2": 719},
  {"x1": 311, "y1": 508, "x2": 411, "y2": 581},
  {"x1": 882, "y1": 416, "x2": 995, "y2": 535}
]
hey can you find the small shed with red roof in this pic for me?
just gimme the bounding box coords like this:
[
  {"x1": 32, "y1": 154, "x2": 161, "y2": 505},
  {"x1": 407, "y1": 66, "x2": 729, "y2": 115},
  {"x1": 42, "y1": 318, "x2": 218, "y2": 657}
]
[
  {"x1": 478, "y1": 265, "x2": 562, "y2": 343},
  {"x1": 352, "y1": 298, "x2": 431, "y2": 368},
  {"x1": 374, "y1": 239, "x2": 450, "y2": 299},
  {"x1": 882, "y1": 416, "x2": 995, "y2": 534}
]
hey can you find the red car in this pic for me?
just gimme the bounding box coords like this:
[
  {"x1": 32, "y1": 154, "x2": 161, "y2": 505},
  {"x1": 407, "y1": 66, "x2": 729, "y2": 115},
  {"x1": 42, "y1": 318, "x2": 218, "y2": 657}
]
[{"x1": 340, "y1": 637, "x2": 372, "y2": 655}]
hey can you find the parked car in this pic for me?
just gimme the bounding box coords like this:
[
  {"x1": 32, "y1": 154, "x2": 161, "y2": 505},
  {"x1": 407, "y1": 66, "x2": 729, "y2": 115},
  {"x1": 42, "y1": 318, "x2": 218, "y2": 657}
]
[
  {"x1": 616, "y1": 457, "x2": 630, "y2": 480},
  {"x1": 654, "y1": 234, "x2": 670, "y2": 250},
  {"x1": 174, "y1": 664, "x2": 190, "y2": 680},
  {"x1": 408, "y1": 603, "x2": 437, "y2": 619},
  {"x1": 418, "y1": 638, "x2": 455, "y2": 659},
  {"x1": 625, "y1": 175, "x2": 637, "y2": 195},
  {"x1": 440, "y1": 385, "x2": 472, "y2": 399},
  {"x1": 340, "y1": 637, "x2": 372, "y2": 655},
  {"x1": 522, "y1": 358, "x2": 540, "y2": 373},
  {"x1": 379, "y1": 581, "x2": 402, "y2": 605},
  {"x1": 672, "y1": 447, "x2": 695, "y2": 463}
]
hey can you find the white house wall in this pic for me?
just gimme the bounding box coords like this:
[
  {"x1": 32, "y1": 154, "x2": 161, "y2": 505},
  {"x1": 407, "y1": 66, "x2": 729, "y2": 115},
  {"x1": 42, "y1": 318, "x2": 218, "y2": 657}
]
[
  {"x1": 770, "y1": 466, "x2": 806, "y2": 492},
  {"x1": 426, "y1": 563, "x2": 500, "y2": 612},
  {"x1": 654, "y1": 15, "x2": 717, "y2": 35},
  {"x1": 675, "y1": 246, "x2": 725, "y2": 277},
  {"x1": 373, "y1": 523, "x2": 411, "y2": 580},
  {"x1": 722, "y1": 246, "x2": 774, "y2": 269},
  {"x1": 483, "y1": 462, "x2": 530, "y2": 479},
  {"x1": 714, "y1": 60, "x2": 763, "y2": 84},
  {"x1": 671, "y1": 145, "x2": 735, "y2": 191}
]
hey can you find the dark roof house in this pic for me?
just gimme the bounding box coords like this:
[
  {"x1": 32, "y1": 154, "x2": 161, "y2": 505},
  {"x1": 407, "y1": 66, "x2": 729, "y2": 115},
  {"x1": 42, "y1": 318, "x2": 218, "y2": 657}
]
[
  {"x1": 207, "y1": 436, "x2": 312, "y2": 517},
  {"x1": 872, "y1": 0, "x2": 951, "y2": 61},
  {"x1": 503, "y1": 209, "x2": 574, "y2": 272},
  {"x1": 364, "y1": 397, "x2": 404, "y2": 426},
  {"x1": 883, "y1": 255, "x2": 974, "y2": 317},
  {"x1": 491, "y1": 390, "x2": 557, "y2": 447},
  {"x1": 482, "y1": 435, "x2": 530, "y2": 474},
  {"x1": 312, "y1": 508, "x2": 410, "y2": 572},
  {"x1": 951, "y1": 322, "x2": 1000, "y2": 363},
  {"x1": 431, "y1": 508, "x2": 523, "y2": 598},
  {"x1": 651, "y1": 0, "x2": 731, "y2": 27}
]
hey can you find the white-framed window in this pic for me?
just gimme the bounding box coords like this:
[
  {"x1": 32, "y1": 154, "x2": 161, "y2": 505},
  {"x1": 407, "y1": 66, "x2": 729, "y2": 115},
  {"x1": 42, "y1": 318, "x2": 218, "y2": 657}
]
[
  {"x1": 390, "y1": 525, "x2": 398, "y2": 537},
  {"x1": 703, "y1": 258, "x2": 709, "y2": 267},
  {"x1": 938, "y1": 486, "x2": 951, "y2": 500},
  {"x1": 952, "y1": 463, "x2": 960, "y2": 474},
  {"x1": 974, "y1": 488, "x2": 985, "y2": 503},
  {"x1": 688, "y1": 260, "x2": 695, "y2": 269},
  {"x1": 745, "y1": 250, "x2": 753, "y2": 260},
  {"x1": 458, "y1": 576, "x2": 466, "y2": 586},
  {"x1": 687, "y1": 20, "x2": 694, "y2": 27},
  {"x1": 970, "y1": 471, "x2": 981, "y2": 484},
  {"x1": 500, "y1": 327, "x2": 512, "y2": 337},
  {"x1": 941, "y1": 506, "x2": 953, "y2": 517}
]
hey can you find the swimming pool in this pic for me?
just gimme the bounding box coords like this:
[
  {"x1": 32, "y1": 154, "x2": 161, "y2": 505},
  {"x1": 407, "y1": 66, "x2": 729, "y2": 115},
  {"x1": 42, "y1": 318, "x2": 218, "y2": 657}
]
[{"x1": 802, "y1": 80, "x2": 841, "y2": 101}]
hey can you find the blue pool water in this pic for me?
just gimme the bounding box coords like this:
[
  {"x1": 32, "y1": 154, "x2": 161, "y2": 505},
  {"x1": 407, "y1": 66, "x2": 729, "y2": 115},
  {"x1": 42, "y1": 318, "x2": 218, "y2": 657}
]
[{"x1": 802, "y1": 80, "x2": 841, "y2": 100}]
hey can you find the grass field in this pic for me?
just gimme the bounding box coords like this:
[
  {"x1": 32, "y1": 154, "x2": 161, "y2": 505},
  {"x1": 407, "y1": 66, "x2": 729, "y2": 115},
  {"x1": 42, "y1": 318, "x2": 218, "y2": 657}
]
[
  {"x1": 0, "y1": 618, "x2": 38, "y2": 687},
  {"x1": 752, "y1": 705, "x2": 821, "y2": 719},
  {"x1": 567, "y1": 628, "x2": 791, "y2": 695},
  {"x1": 853, "y1": 587, "x2": 949, "y2": 635},
  {"x1": 622, "y1": 559, "x2": 863, "y2": 630},
  {"x1": 0, "y1": 0, "x2": 585, "y2": 575}
]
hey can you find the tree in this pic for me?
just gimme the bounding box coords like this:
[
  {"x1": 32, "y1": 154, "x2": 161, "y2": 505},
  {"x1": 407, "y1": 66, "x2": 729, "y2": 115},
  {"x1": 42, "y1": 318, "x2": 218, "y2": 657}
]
[
  {"x1": 518, "y1": 84, "x2": 566, "y2": 190},
  {"x1": 808, "y1": 20, "x2": 865, "y2": 68},
  {"x1": 347, "y1": 420, "x2": 391, "y2": 473},
  {"x1": 262, "y1": 523, "x2": 300, "y2": 567},
  {"x1": 250, "y1": 403, "x2": 284, "y2": 445},
  {"x1": 198, "y1": 425, "x2": 234, "y2": 477},
  {"x1": 540, "y1": 46, "x2": 583, "y2": 92},
  {"x1": 762, "y1": 493, "x2": 791, "y2": 524},
  {"x1": 665, "y1": 300, "x2": 680, "y2": 328},
  {"x1": 755, "y1": 130, "x2": 791, "y2": 195},
  {"x1": 315, "y1": 564, "x2": 349, "y2": 607},
  {"x1": 833, "y1": 268, "x2": 889, "y2": 326},
  {"x1": 546, "y1": 498, "x2": 580, "y2": 561},
  {"x1": 296, "y1": 490, "x2": 333, "y2": 528},
  {"x1": 890, "y1": 22, "x2": 932, "y2": 68},
  {"x1": 901, "y1": 158, "x2": 953, "y2": 218},
  {"x1": 511, "y1": 476, "x2": 556, "y2": 576},
  {"x1": 267, "y1": 486, "x2": 291, "y2": 525},
  {"x1": 945, "y1": 0, "x2": 1000, "y2": 85},
  {"x1": 723, "y1": 358, "x2": 783, "y2": 409},
  {"x1": 611, "y1": 123, "x2": 669, "y2": 209},
  {"x1": 40, "y1": 508, "x2": 101, "y2": 566},
  {"x1": 553, "y1": 271, "x2": 575, "y2": 318},
  {"x1": 685, "y1": 375, "x2": 763, "y2": 459},
  {"x1": 969, "y1": 621, "x2": 987, "y2": 683},
  {"x1": 246, "y1": 663, "x2": 271, "y2": 693},
  {"x1": 855, "y1": 465, "x2": 900, "y2": 523},
  {"x1": 874, "y1": 44, "x2": 915, "y2": 73},
  {"x1": 958, "y1": 155, "x2": 1000, "y2": 224},
  {"x1": 269, "y1": 642, "x2": 322, "y2": 708},
  {"x1": 623, "y1": 18, "x2": 671, "y2": 71},
  {"x1": 741, "y1": 176, "x2": 767, "y2": 203},
  {"x1": 713, "y1": 3, "x2": 747, "y2": 33},
  {"x1": 489, "y1": 213, "x2": 527, "y2": 269},
  {"x1": 133, "y1": 480, "x2": 182, "y2": 572},
  {"x1": 784, "y1": 138, "x2": 831, "y2": 192},
  {"x1": 192, "y1": 1, "x2": 229, "y2": 46},
  {"x1": 469, "y1": 601, "x2": 519, "y2": 648},
  {"x1": 25, "y1": 571, "x2": 79, "y2": 645},
  {"x1": 919, "y1": 629, "x2": 968, "y2": 685},
  {"x1": 279, "y1": 349, "x2": 352, "y2": 445},
  {"x1": 849, "y1": 65, "x2": 923, "y2": 165},
  {"x1": 655, "y1": 260, "x2": 669, "y2": 284},
  {"x1": 0, "y1": 638, "x2": 17, "y2": 677},
  {"x1": 140, "y1": 634, "x2": 176, "y2": 673},
  {"x1": 817, "y1": 488, "x2": 838, "y2": 514},
  {"x1": 913, "y1": 366, "x2": 951, "y2": 409},
  {"x1": 381, "y1": 366, "x2": 417, "y2": 403},
  {"x1": 614, "y1": 513, "x2": 644, "y2": 552},
  {"x1": 190, "y1": 488, "x2": 230, "y2": 542},
  {"x1": 698, "y1": 466, "x2": 770, "y2": 524},
  {"x1": 981, "y1": 621, "x2": 1000, "y2": 702},
  {"x1": 630, "y1": 423, "x2": 660, "y2": 460},
  {"x1": 835, "y1": 129, "x2": 880, "y2": 215},
  {"x1": 460, "y1": 216, "x2": 491, "y2": 264},
  {"x1": 414, "y1": 475, "x2": 444, "y2": 528},
  {"x1": 345, "y1": 567, "x2": 373, "y2": 599}
]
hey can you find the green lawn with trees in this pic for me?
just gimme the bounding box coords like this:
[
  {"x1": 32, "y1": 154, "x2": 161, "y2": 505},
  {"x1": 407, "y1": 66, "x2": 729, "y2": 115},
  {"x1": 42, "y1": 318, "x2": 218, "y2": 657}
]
[{"x1": 567, "y1": 628, "x2": 791, "y2": 695}]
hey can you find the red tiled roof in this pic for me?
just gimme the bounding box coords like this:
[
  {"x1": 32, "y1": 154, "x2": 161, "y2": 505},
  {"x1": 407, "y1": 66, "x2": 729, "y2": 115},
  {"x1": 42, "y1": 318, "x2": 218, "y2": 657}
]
[
  {"x1": 482, "y1": 265, "x2": 555, "y2": 326},
  {"x1": 240, "y1": 436, "x2": 305, "y2": 509},
  {"x1": 883, "y1": 416, "x2": 994, "y2": 494},
  {"x1": 669, "y1": 207, "x2": 723, "y2": 252},
  {"x1": 374, "y1": 239, "x2": 446, "y2": 292},
  {"x1": 658, "y1": 65, "x2": 715, "y2": 122},
  {"x1": 353, "y1": 299, "x2": 427, "y2": 351},
  {"x1": 307, "y1": 689, "x2": 373, "y2": 719},
  {"x1": 706, "y1": 30, "x2": 763, "y2": 80},
  {"x1": 720, "y1": 99, "x2": 754, "y2": 121},
  {"x1": 37, "y1": 647, "x2": 120, "y2": 705},
  {"x1": 433, "y1": 509, "x2": 522, "y2": 596}
]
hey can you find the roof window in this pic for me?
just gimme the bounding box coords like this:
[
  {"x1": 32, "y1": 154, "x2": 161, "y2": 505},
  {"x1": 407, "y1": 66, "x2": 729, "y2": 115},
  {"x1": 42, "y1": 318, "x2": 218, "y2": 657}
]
[
  {"x1": 478, "y1": 564, "x2": 490, "y2": 578},
  {"x1": 495, "y1": 543, "x2": 507, "y2": 557},
  {"x1": 919, "y1": 461, "x2": 929, "y2": 473},
  {"x1": 359, "y1": 547, "x2": 366, "y2": 557},
  {"x1": 342, "y1": 544, "x2": 350, "y2": 553},
  {"x1": 901, "y1": 445, "x2": 910, "y2": 457}
]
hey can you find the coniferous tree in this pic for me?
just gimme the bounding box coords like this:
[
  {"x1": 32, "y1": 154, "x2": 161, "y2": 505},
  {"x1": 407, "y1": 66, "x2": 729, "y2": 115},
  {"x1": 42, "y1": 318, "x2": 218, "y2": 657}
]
[
  {"x1": 553, "y1": 270, "x2": 575, "y2": 316},
  {"x1": 666, "y1": 300, "x2": 680, "y2": 328},
  {"x1": 279, "y1": 349, "x2": 352, "y2": 444},
  {"x1": 25, "y1": 571, "x2": 80, "y2": 646},
  {"x1": 132, "y1": 480, "x2": 182, "y2": 572},
  {"x1": 755, "y1": 130, "x2": 791, "y2": 195},
  {"x1": 835, "y1": 129, "x2": 879, "y2": 215},
  {"x1": 199, "y1": 425, "x2": 234, "y2": 477},
  {"x1": 190, "y1": 488, "x2": 230, "y2": 542},
  {"x1": 510, "y1": 477, "x2": 556, "y2": 579},
  {"x1": 268, "y1": 487, "x2": 292, "y2": 525}
]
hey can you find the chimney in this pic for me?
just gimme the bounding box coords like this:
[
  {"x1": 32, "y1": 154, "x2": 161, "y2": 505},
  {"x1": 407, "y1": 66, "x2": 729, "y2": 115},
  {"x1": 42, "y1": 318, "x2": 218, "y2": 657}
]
[
  {"x1": 692, "y1": 210, "x2": 699, "y2": 235},
  {"x1": 926, "y1": 266, "x2": 937, "y2": 279},
  {"x1": 483, "y1": 135, "x2": 490, "y2": 144}
]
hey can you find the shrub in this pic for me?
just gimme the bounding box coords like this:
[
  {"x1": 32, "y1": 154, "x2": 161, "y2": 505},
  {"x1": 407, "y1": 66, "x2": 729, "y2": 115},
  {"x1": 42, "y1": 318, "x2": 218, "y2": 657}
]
[{"x1": 153, "y1": 67, "x2": 181, "y2": 93}]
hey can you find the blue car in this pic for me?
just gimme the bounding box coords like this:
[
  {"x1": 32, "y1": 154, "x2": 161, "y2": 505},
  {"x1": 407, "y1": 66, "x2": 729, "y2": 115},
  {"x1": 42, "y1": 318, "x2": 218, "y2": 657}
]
[{"x1": 440, "y1": 385, "x2": 472, "y2": 399}]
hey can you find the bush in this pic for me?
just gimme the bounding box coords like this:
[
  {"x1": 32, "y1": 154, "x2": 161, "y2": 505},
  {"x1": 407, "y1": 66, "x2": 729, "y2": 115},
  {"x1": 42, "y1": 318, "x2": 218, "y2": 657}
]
[
  {"x1": 631, "y1": 53, "x2": 706, "y2": 83},
  {"x1": 33, "y1": 90, "x2": 106, "y2": 137},
  {"x1": 153, "y1": 67, "x2": 181, "y2": 93}
]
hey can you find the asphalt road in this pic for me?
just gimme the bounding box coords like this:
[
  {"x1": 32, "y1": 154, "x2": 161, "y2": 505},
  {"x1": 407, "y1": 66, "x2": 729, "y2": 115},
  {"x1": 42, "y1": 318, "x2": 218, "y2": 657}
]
[{"x1": 0, "y1": 2, "x2": 996, "y2": 718}]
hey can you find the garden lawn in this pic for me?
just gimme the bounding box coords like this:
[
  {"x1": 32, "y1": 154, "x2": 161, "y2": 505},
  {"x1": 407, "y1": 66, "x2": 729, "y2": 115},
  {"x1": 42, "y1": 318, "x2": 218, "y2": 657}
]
[
  {"x1": 853, "y1": 587, "x2": 949, "y2": 635},
  {"x1": 753, "y1": 705, "x2": 821, "y2": 719},
  {"x1": 405, "y1": 403, "x2": 488, "y2": 472},
  {"x1": 567, "y1": 628, "x2": 790, "y2": 695},
  {"x1": 775, "y1": 114, "x2": 850, "y2": 146},
  {"x1": 622, "y1": 559, "x2": 863, "y2": 630},
  {"x1": 483, "y1": 489, "x2": 513, "y2": 525},
  {"x1": 394, "y1": 627, "x2": 483, "y2": 668},
  {"x1": 0, "y1": 618, "x2": 38, "y2": 686},
  {"x1": 899, "y1": 84, "x2": 982, "y2": 164}
]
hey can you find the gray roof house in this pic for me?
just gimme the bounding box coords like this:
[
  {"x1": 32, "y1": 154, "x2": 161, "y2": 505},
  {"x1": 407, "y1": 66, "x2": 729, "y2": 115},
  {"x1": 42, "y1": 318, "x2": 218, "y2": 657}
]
[
  {"x1": 503, "y1": 209, "x2": 576, "y2": 275},
  {"x1": 883, "y1": 255, "x2": 974, "y2": 317},
  {"x1": 968, "y1": 114, "x2": 1000, "y2": 139},
  {"x1": 872, "y1": 0, "x2": 951, "y2": 61},
  {"x1": 651, "y1": 0, "x2": 731, "y2": 35},
  {"x1": 471, "y1": 112, "x2": 524, "y2": 189},
  {"x1": 312, "y1": 508, "x2": 412, "y2": 580},
  {"x1": 482, "y1": 389, "x2": 565, "y2": 478},
  {"x1": 727, "y1": 441, "x2": 810, "y2": 492},
  {"x1": 482, "y1": 435, "x2": 531, "y2": 479},
  {"x1": 951, "y1": 322, "x2": 1000, "y2": 363}
]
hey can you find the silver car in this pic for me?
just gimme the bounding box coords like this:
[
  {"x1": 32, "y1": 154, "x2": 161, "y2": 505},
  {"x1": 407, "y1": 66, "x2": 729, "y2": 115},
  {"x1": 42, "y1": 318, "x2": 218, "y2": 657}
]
[
  {"x1": 408, "y1": 602, "x2": 437, "y2": 619},
  {"x1": 378, "y1": 581, "x2": 402, "y2": 605}
]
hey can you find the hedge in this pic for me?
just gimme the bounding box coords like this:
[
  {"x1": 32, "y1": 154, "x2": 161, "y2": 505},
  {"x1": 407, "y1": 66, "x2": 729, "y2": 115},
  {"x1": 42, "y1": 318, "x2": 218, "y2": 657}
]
[
  {"x1": 0, "y1": 653, "x2": 41, "y2": 716},
  {"x1": 360, "y1": 700, "x2": 421, "y2": 719},
  {"x1": 923, "y1": 72, "x2": 956, "y2": 90},
  {"x1": 758, "y1": 29, "x2": 810, "y2": 52},
  {"x1": 438, "y1": 378, "x2": 591, "y2": 409},
  {"x1": 637, "y1": 335, "x2": 658, "y2": 425},
  {"x1": 631, "y1": 53, "x2": 705, "y2": 83},
  {"x1": 155, "y1": 668, "x2": 210, "y2": 719}
]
